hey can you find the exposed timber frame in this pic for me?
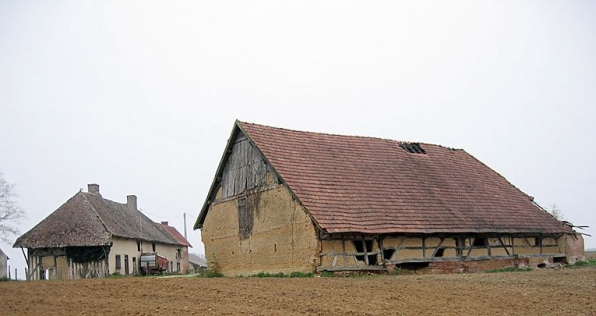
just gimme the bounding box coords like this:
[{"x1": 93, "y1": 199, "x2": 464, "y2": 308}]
[{"x1": 317, "y1": 233, "x2": 566, "y2": 272}]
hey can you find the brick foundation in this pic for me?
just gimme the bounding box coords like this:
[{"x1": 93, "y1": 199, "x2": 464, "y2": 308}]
[{"x1": 394, "y1": 258, "x2": 532, "y2": 274}]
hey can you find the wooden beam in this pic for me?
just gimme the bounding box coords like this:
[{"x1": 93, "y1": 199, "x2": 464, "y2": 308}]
[
  {"x1": 391, "y1": 237, "x2": 406, "y2": 261},
  {"x1": 497, "y1": 238, "x2": 510, "y2": 256},
  {"x1": 431, "y1": 238, "x2": 445, "y2": 258}
]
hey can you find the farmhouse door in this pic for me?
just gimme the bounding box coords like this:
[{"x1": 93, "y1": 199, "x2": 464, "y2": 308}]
[{"x1": 124, "y1": 255, "x2": 129, "y2": 275}]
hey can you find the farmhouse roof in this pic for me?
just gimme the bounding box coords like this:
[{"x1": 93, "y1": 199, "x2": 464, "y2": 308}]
[
  {"x1": 14, "y1": 188, "x2": 185, "y2": 249},
  {"x1": 160, "y1": 222, "x2": 192, "y2": 247},
  {"x1": 196, "y1": 121, "x2": 570, "y2": 235}
]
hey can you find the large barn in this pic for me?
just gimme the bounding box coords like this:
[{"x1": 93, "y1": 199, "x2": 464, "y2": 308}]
[
  {"x1": 14, "y1": 184, "x2": 191, "y2": 280},
  {"x1": 195, "y1": 121, "x2": 585, "y2": 276}
]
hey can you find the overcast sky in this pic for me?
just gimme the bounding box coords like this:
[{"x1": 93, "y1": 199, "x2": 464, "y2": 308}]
[{"x1": 1, "y1": 1, "x2": 594, "y2": 277}]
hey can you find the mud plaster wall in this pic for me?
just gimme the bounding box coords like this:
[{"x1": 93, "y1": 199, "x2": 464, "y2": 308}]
[
  {"x1": 566, "y1": 234, "x2": 585, "y2": 262},
  {"x1": 202, "y1": 184, "x2": 319, "y2": 276}
]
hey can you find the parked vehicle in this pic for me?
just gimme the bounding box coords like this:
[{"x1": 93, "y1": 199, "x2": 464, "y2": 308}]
[{"x1": 140, "y1": 253, "x2": 167, "y2": 275}]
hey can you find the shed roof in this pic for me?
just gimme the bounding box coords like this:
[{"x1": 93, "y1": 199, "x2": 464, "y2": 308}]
[
  {"x1": 14, "y1": 191, "x2": 185, "y2": 249},
  {"x1": 196, "y1": 121, "x2": 570, "y2": 235}
]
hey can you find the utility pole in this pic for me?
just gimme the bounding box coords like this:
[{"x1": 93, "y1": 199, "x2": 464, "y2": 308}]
[{"x1": 183, "y1": 213, "x2": 187, "y2": 239}]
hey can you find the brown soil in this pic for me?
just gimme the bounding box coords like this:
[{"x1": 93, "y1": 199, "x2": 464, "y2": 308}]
[{"x1": 1, "y1": 268, "x2": 595, "y2": 315}]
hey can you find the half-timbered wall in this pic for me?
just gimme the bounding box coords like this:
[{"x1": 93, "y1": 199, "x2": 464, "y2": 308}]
[{"x1": 318, "y1": 234, "x2": 570, "y2": 271}]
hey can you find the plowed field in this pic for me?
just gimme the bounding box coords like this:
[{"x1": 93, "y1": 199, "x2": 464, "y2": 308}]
[{"x1": 1, "y1": 268, "x2": 595, "y2": 315}]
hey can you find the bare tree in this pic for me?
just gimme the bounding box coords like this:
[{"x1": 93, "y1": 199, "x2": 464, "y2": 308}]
[
  {"x1": 549, "y1": 204, "x2": 566, "y2": 221},
  {"x1": 0, "y1": 172, "x2": 25, "y2": 243}
]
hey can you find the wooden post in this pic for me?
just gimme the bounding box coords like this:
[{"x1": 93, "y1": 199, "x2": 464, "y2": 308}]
[
  {"x1": 511, "y1": 236, "x2": 515, "y2": 256},
  {"x1": 487, "y1": 237, "x2": 492, "y2": 257},
  {"x1": 342, "y1": 237, "x2": 347, "y2": 266},
  {"x1": 422, "y1": 237, "x2": 426, "y2": 258},
  {"x1": 363, "y1": 235, "x2": 369, "y2": 266},
  {"x1": 539, "y1": 235, "x2": 543, "y2": 254},
  {"x1": 497, "y1": 238, "x2": 510, "y2": 256}
]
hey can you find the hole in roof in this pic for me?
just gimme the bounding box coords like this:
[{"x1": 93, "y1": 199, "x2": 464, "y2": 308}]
[{"x1": 399, "y1": 142, "x2": 426, "y2": 154}]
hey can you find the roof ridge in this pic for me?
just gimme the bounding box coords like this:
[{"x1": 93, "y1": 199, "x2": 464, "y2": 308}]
[
  {"x1": 80, "y1": 192, "x2": 114, "y2": 237},
  {"x1": 237, "y1": 120, "x2": 461, "y2": 149}
]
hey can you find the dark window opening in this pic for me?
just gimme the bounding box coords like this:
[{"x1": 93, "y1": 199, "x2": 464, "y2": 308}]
[
  {"x1": 177, "y1": 262, "x2": 181, "y2": 272},
  {"x1": 534, "y1": 237, "x2": 541, "y2": 247},
  {"x1": 398, "y1": 262, "x2": 430, "y2": 271},
  {"x1": 434, "y1": 248, "x2": 445, "y2": 258},
  {"x1": 383, "y1": 249, "x2": 395, "y2": 260},
  {"x1": 152, "y1": 242, "x2": 156, "y2": 252},
  {"x1": 137, "y1": 241, "x2": 141, "y2": 252},
  {"x1": 353, "y1": 240, "x2": 365, "y2": 262},
  {"x1": 115, "y1": 255, "x2": 121, "y2": 270},
  {"x1": 399, "y1": 142, "x2": 426, "y2": 154},
  {"x1": 472, "y1": 237, "x2": 486, "y2": 247},
  {"x1": 368, "y1": 255, "x2": 378, "y2": 265},
  {"x1": 353, "y1": 240, "x2": 376, "y2": 265}
]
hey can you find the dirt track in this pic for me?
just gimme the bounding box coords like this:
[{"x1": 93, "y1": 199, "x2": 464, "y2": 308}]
[{"x1": 1, "y1": 268, "x2": 595, "y2": 315}]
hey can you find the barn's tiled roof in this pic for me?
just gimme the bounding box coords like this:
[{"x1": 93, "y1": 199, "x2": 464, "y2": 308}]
[
  {"x1": 14, "y1": 192, "x2": 184, "y2": 249},
  {"x1": 234, "y1": 121, "x2": 569, "y2": 235}
]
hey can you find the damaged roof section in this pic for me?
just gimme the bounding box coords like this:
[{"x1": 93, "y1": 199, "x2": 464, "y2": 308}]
[{"x1": 196, "y1": 120, "x2": 570, "y2": 235}]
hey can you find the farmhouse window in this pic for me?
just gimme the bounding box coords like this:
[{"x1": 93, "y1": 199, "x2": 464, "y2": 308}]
[
  {"x1": 124, "y1": 255, "x2": 129, "y2": 275},
  {"x1": 152, "y1": 242, "x2": 156, "y2": 252},
  {"x1": 115, "y1": 255, "x2": 121, "y2": 270},
  {"x1": 137, "y1": 241, "x2": 141, "y2": 252}
]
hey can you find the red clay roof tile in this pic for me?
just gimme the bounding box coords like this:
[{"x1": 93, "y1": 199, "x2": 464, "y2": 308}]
[{"x1": 239, "y1": 121, "x2": 569, "y2": 235}]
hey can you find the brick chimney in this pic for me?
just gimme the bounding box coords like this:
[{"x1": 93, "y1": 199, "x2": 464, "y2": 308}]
[
  {"x1": 88, "y1": 184, "x2": 101, "y2": 196},
  {"x1": 127, "y1": 195, "x2": 137, "y2": 212},
  {"x1": 161, "y1": 221, "x2": 168, "y2": 226}
]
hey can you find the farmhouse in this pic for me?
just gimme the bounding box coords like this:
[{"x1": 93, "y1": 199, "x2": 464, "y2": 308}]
[
  {"x1": 14, "y1": 184, "x2": 191, "y2": 280},
  {"x1": 0, "y1": 248, "x2": 8, "y2": 279},
  {"x1": 195, "y1": 121, "x2": 585, "y2": 276}
]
